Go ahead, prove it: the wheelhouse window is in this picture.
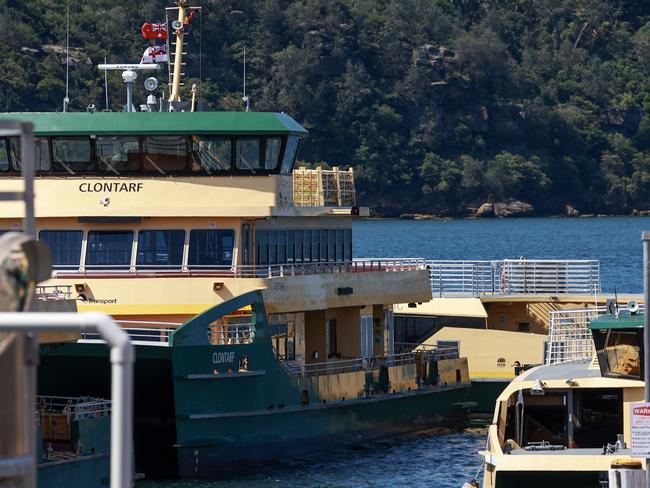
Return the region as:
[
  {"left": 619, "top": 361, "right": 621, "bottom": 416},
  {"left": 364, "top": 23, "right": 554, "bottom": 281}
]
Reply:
[
  {"left": 52, "top": 137, "right": 93, "bottom": 173},
  {"left": 265, "top": 137, "right": 282, "bottom": 170},
  {"left": 191, "top": 136, "right": 232, "bottom": 173},
  {"left": 143, "top": 136, "right": 188, "bottom": 173},
  {"left": 9, "top": 137, "right": 51, "bottom": 171},
  {"left": 592, "top": 328, "right": 642, "bottom": 379},
  {"left": 96, "top": 137, "right": 140, "bottom": 173},
  {"left": 86, "top": 231, "right": 134, "bottom": 270},
  {"left": 281, "top": 136, "right": 301, "bottom": 174},
  {"left": 255, "top": 228, "right": 352, "bottom": 265},
  {"left": 0, "top": 139, "right": 8, "bottom": 171},
  {"left": 38, "top": 230, "right": 83, "bottom": 270},
  {"left": 136, "top": 230, "right": 184, "bottom": 269},
  {"left": 236, "top": 137, "right": 261, "bottom": 171},
  {"left": 188, "top": 229, "right": 235, "bottom": 269}
]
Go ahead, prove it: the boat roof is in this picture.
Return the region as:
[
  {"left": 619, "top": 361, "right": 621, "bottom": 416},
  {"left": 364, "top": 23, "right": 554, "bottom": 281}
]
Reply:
[
  {"left": 589, "top": 311, "right": 644, "bottom": 330},
  {"left": 0, "top": 111, "right": 309, "bottom": 137},
  {"left": 523, "top": 359, "right": 599, "bottom": 381},
  {"left": 394, "top": 298, "right": 487, "bottom": 318}
]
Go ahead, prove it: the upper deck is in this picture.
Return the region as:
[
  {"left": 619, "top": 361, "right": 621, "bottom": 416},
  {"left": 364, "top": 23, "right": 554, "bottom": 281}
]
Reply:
[{"left": 0, "top": 112, "right": 363, "bottom": 218}]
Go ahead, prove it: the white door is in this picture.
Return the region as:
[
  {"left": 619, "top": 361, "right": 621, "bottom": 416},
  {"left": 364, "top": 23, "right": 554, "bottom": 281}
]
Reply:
[{"left": 360, "top": 315, "right": 373, "bottom": 359}]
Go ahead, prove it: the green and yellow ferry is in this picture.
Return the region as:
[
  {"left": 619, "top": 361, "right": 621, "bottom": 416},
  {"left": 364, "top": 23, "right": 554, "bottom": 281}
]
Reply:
[{"left": 0, "top": 110, "right": 471, "bottom": 478}]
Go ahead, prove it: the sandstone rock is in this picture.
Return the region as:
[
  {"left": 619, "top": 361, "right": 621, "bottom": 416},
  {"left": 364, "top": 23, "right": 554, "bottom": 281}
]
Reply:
[
  {"left": 565, "top": 204, "right": 580, "bottom": 217},
  {"left": 493, "top": 200, "right": 534, "bottom": 218},
  {"left": 476, "top": 203, "right": 495, "bottom": 217}
]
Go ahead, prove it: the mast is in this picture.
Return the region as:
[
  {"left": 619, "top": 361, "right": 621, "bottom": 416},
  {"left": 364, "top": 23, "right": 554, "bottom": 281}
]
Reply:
[{"left": 168, "top": 1, "right": 187, "bottom": 105}]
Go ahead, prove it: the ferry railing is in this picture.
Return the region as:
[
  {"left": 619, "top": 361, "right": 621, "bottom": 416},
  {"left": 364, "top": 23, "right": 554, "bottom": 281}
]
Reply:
[
  {"left": 207, "top": 322, "right": 254, "bottom": 345},
  {"left": 80, "top": 320, "right": 179, "bottom": 345},
  {"left": 545, "top": 304, "right": 645, "bottom": 365},
  {"left": 50, "top": 258, "right": 428, "bottom": 279},
  {"left": 36, "top": 395, "right": 111, "bottom": 421},
  {"left": 34, "top": 284, "right": 73, "bottom": 300}
]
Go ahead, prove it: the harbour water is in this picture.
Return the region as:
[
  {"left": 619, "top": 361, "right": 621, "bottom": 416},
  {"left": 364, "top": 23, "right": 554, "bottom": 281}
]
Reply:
[{"left": 139, "top": 216, "right": 650, "bottom": 487}]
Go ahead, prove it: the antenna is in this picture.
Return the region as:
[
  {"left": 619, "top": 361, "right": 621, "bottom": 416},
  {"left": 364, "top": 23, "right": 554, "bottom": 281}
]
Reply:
[
  {"left": 104, "top": 56, "right": 109, "bottom": 110},
  {"left": 63, "top": 5, "right": 70, "bottom": 112},
  {"left": 242, "top": 45, "right": 249, "bottom": 112}
]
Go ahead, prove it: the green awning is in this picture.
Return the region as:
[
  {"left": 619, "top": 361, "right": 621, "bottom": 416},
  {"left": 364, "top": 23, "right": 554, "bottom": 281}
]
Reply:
[
  {"left": 589, "top": 312, "right": 644, "bottom": 330},
  {"left": 0, "top": 111, "right": 308, "bottom": 137}
]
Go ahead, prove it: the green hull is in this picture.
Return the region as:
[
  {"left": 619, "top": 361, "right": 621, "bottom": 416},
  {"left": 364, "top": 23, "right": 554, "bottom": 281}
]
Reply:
[
  {"left": 468, "top": 379, "right": 509, "bottom": 414},
  {"left": 38, "top": 455, "right": 109, "bottom": 488}
]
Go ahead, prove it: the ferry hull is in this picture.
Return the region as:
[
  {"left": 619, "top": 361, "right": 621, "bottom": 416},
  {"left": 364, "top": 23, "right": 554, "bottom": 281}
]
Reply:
[{"left": 175, "top": 384, "right": 470, "bottom": 478}]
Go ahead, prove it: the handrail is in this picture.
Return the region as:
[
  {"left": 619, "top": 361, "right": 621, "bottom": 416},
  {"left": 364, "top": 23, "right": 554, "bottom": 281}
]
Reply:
[
  {"left": 79, "top": 321, "right": 180, "bottom": 344},
  {"left": 36, "top": 396, "right": 112, "bottom": 421}
]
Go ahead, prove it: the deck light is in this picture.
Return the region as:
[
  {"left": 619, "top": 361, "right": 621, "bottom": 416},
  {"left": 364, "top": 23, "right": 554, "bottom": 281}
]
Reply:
[
  {"left": 213, "top": 282, "right": 224, "bottom": 292},
  {"left": 74, "top": 283, "right": 86, "bottom": 293}
]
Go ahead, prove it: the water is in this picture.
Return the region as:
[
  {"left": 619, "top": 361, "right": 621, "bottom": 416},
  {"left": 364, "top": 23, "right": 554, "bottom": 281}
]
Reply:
[{"left": 142, "top": 217, "right": 650, "bottom": 487}]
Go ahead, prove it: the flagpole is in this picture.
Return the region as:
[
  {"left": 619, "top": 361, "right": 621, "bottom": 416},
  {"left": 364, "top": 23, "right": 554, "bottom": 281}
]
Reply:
[{"left": 168, "top": 1, "right": 187, "bottom": 105}]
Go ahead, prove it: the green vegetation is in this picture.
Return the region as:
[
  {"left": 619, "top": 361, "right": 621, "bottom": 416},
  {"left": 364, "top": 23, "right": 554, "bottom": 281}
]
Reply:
[{"left": 2, "top": 0, "right": 650, "bottom": 216}]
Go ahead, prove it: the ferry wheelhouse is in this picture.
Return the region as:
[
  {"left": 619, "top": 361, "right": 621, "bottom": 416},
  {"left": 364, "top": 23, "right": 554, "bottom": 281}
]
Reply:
[{"left": 0, "top": 111, "right": 471, "bottom": 477}]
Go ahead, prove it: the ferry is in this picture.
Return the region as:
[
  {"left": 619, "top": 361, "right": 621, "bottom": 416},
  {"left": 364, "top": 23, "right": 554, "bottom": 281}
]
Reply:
[
  {"left": 393, "top": 259, "right": 638, "bottom": 412},
  {"left": 0, "top": 1, "right": 471, "bottom": 478},
  {"left": 477, "top": 296, "right": 648, "bottom": 487}
]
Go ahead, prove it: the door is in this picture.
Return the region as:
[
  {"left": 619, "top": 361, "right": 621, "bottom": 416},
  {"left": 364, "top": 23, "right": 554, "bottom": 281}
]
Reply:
[{"left": 361, "top": 315, "right": 373, "bottom": 359}]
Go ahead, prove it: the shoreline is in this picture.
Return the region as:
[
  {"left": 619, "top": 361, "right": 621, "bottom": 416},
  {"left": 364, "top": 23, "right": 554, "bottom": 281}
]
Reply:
[{"left": 363, "top": 213, "right": 650, "bottom": 221}]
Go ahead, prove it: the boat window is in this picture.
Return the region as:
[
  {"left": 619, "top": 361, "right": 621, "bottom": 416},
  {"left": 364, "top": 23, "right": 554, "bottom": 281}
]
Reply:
[
  {"left": 143, "top": 136, "right": 188, "bottom": 173},
  {"left": 86, "top": 231, "right": 134, "bottom": 270},
  {"left": 287, "top": 230, "right": 295, "bottom": 263},
  {"left": 0, "top": 139, "right": 8, "bottom": 171},
  {"left": 281, "top": 136, "right": 301, "bottom": 174},
  {"left": 191, "top": 136, "right": 232, "bottom": 173},
  {"left": 52, "top": 137, "right": 93, "bottom": 173},
  {"left": 9, "top": 137, "right": 51, "bottom": 172},
  {"left": 188, "top": 229, "right": 235, "bottom": 269},
  {"left": 312, "top": 229, "right": 321, "bottom": 262},
  {"left": 303, "top": 229, "right": 312, "bottom": 262},
  {"left": 593, "top": 329, "right": 642, "bottom": 379},
  {"left": 256, "top": 230, "right": 269, "bottom": 266},
  {"left": 344, "top": 229, "right": 352, "bottom": 261},
  {"left": 269, "top": 230, "right": 278, "bottom": 265},
  {"left": 96, "top": 137, "right": 140, "bottom": 174},
  {"left": 236, "top": 137, "right": 261, "bottom": 171},
  {"left": 265, "top": 137, "right": 282, "bottom": 170},
  {"left": 38, "top": 230, "right": 83, "bottom": 270},
  {"left": 336, "top": 229, "right": 344, "bottom": 262},
  {"left": 294, "top": 229, "right": 303, "bottom": 262},
  {"left": 136, "top": 230, "right": 185, "bottom": 269}
]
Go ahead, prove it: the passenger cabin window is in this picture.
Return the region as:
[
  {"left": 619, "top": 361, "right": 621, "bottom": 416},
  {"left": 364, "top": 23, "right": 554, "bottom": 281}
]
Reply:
[
  {"left": 188, "top": 229, "right": 235, "bottom": 269},
  {"left": 86, "top": 231, "right": 134, "bottom": 270},
  {"left": 9, "top": 137, "right": 51, "bottom": 171},
  {"left": 236, "top": 137, "right": 261, "bottom": 171},
  {"left": 136, "top": 230, "right": 184, "bottom": 269},
  {"left": 281, "top": 136, "right": 301, "bottom": 174},
  {"left": 38, "top": 230, "right": 83, "bottom": 270},
  {"left": 191, "top": 136, "right": 232, "bottom": 173},
  {"left": 96, "top": 137, "right": 140, "bottom": 173},
  {"left": 52, "top": 137, "right": 93, "bottom": 173},
  {"left": 143, "top": 136, "right": 187, "bottom": 173},
  {"left": 0, "top": 139, "right": 8, "bottom": 171}
]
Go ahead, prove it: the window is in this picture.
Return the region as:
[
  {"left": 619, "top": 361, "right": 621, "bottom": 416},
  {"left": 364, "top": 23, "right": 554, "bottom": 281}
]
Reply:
[
  {"left": 256, "top": 230, "right": 269, "bottom": 266},
  {"left": 143, "top": 136, "right": 188, "bottom": 173},
  {"left": 344, "top": 229, "right": 352, "bottom": 261},
  {"left": 236, "top": 137, "right": 261, "bottom": 171},
  {"left": 52, "top": 137, "right": 93, "bottom": 173},
  {"left": 189, "top": 229, "right": 235, "bottom": 269},
  {"left": 38, "top": 230, "right": 83, "bottom": 270},
  {"left": 96, "top": 137, "right": 140, "bottom": 173},
  {"left": 281, "top": 136, "right": 301, "bottom": 174},
  {"left": 0, "top": 139, "right": 8, "bottom": 171},
  {"left": 10, "top": 137, "right": 51, "bottom": 171},
  {"left": 265, "top": 137, "right": 282, "bottom": 170},
  {"left": 269, "top": 230, "right": 278, "bottom": 265},
  {"left": 295, "top": 229, "right": 303, "bottom": 262},
  {"left": 136, "top": 230, "right": 184, "bottom": 269},
  {"left": 593, "top": 329, "right": 642, "bottom": 379},
  {"left": 86, "top": 231, "right": 134, "bottom": 270},
  {"left": 287, "top": 229, "right": 295, "bottom": 263},
  {"left": 191, "top": 136, "right": 232, "bottom": 173},
  {"left": 327, "top": 318, "right": 338, "bottom": 358}
]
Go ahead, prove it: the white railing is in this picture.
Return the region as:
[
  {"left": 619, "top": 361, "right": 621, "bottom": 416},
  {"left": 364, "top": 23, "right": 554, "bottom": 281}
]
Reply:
[
  {"left": 208, "top": 322, "right": 254, "bottom": 345},
  {"left": 34, "top": 285, "right": 73, "bottom": 300},
  {"left": 424, "top": 259, "right": 600, "bottom": 297},
  {"left": 293, "top": 166, "right": 356, "bottom": 207},
  {"left": 545, "top": 304, "right": 645, "bottom": 365},
  {"left": 36, "top": 395, "right": 111, "bottom": 421},
  {"left": 80, "top": 321, "right": 179, "bottom": 344},
  {"left": 51, "top": 258, "right": 427, "bottom": 279}
]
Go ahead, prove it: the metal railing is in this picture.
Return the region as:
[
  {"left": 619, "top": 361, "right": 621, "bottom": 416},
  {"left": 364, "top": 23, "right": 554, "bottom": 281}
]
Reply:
[
  {"left": 50, "top": 258, "right": 427, "bottom": 279},
  {"left": 293, "top": 166, "right": 356, "bottom": 207},
  {"left": 80, "top": 321, "right": 179, "bottom": 345},
  {"left": 279, "top": 344, "right": 460, "bottom": 377},
  {"left": 207, "top": 322, "right": 254, "bottom": 345},
  {"left": 545, "top": 304, "right": 645, "bottom": 365},
  {"left": 34, "top": 285, "right": 73, "bottom": 300},
  {"left": 424, "top": 259, "right": 600, "bottom": 297},
  {"left": 36, "top": 395, "right": 111, "bottom": 421}
]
